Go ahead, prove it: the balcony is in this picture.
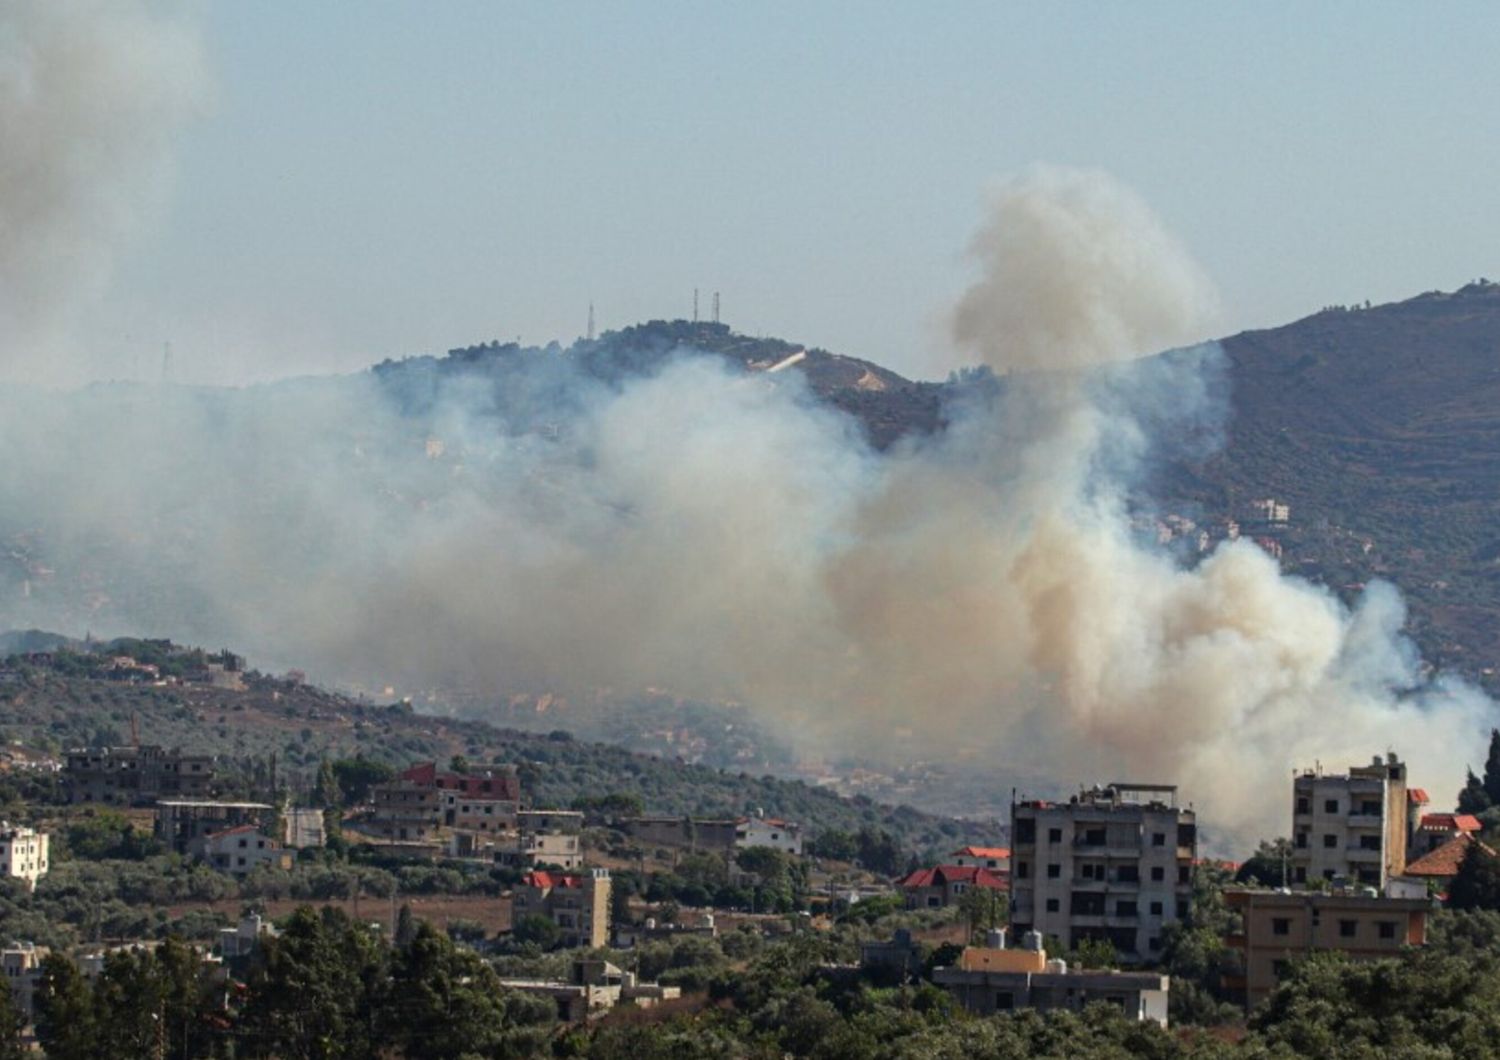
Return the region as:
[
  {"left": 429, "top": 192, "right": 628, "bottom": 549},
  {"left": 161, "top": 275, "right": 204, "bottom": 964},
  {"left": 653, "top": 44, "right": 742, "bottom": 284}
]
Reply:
[{"left": 1345, "top": 846, "right": 1382, "bottom": 862}]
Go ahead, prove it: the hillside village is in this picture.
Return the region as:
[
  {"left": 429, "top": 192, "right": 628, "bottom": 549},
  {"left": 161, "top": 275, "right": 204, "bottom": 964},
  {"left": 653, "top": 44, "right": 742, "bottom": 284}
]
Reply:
[{"left": 0, "top": 641, "right": 1496, "bottom": 1055}]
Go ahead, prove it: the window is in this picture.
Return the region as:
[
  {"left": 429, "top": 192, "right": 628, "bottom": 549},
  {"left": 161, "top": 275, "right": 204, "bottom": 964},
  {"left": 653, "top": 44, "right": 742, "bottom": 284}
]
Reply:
[
  {"left": 1152, "top": 832, "right": 1166, "bottom": 847},
  {"left": 1150, "top": 901, "right": 1163, "bottom": 915},
  {"left": 1016, "top": 861, "right": 1030, "bottom": 880},
  {"left": 1295, "top": 832, "right": 1308, "bottom": 849},
  {"left": 1084, "top": 828, "right": 1106, "bottom": 846},
  {"left": 1359, "top": 835, "right": 1381, "bottom": 851},
  {"left": 1151, "top": 866, "right": 1165, "bottom": 882},
  {"left": 1116, "top": 900, "right": 1137, "bottom": 917},
  {"left": 1377, "top": 921, "right": 1397, "bottom": 940},
  {"left": 1015, "top": 819, "right": 1036, "bottom": 844},
  {"left": 1048, "top": 827, "right": 1063, "bottom": 843},
  {"left": 1047, "top": 863, "right": 1061, "bottom": 879},
  {"left": 1177, "top": 866, "right": 1189, "bottom": 884},
  {"left": 927, "top": 896, "right": 940, "bottom": 908},
  {"left": 1046, "top": 898, "right": 1060, "bottom": 913},
  {"left": 1323, "top": 834, "right": 1338, "bottom": 848},
  {"left": 995, "top": 992, "right": 1014, "bottom": 1010},
  {"left": 1272, "top": 960, "right": 1290, "bottom": 979},
  {"left": 1116, "top": 865, "right": 1139, "bottom": 883},
  {"left": 1149, "top": 936, "right": 1161, "bottom": 951},
  {"left": 1339, "top": 920, "right": 1357, "bottom": 938},
  {"left": 1359, "top": 800, "right": 1381, "bottom": 816},
  {"left": 1272, "top": 918, "right": 1291, "bottom": 936},
  {"left": 1325, "top": 799, "right": 1339, "bottom": 814},
  {"left": 1293, "top": 867, "right": 1307, "bottom": 884}
]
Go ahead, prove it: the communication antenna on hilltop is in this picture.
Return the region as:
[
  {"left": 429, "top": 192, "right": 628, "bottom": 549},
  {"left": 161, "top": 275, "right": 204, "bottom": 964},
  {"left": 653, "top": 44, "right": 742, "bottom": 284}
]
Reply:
[
  {"left": 693, "top": 288, "right": 699, "bottom": 323},
  {"left": 161, "top": 341, "right": 173, "bottom": 382},
  {"left": 713, "top": 291, "right": 720, "bottom": 324},
  {"left": 587, "top": 302, "right": 595, "bottom": 342}
]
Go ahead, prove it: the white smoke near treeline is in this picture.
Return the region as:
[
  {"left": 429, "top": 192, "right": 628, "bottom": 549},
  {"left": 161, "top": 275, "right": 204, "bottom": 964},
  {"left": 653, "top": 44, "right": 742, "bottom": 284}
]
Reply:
[
  {"left": 0, "top": 14, "right": 1487, "bottom": 847},
  {"left": 0, "top": 0, "right": 205, "bottom": 370}
]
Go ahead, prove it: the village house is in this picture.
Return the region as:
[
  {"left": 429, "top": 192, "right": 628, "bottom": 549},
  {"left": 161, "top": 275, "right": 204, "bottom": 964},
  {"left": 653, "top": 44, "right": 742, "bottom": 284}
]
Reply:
[
  {"left": 401, "top": 761, "right": 522, "bottom": 802},
  {"left": 1402, "top": 831, "right": 1493, "bottom": 894},
  {"left": 64, "top": 744, "right": 214, "bottom": 805},
  {"left": 735, "top": 814, "right": 803, "bottom": 855},
  {"left": 897, "top": 864, "right": 1008, "bottom": 910},
  {"left": 931, "top": 929, "right": 1170, "bottom": 1025},
  {"left": 511, "top": 869, "right": 612, "bottom": 949},
  {"left": 497, "top": 958, "right": 680, "bottom": 1023},
  {"left": 219, "top": 913, "right": 279, "bottom": 962},
  {"left": 189, "top": 824, "right": 293, "bottom": 876},
  {"left": 496, "top": 831, "right": 583, "bottom": 870},
  {"left": 949, "top": 846, "right": 1011, "bottom": 872},
  {"left": 1221, "top": 886, "right": 1432, "bottom": 1009},
  {"left": 0, "top": 823, "right": 49, "bottom": 891},
  {"left": 1410, "top": 811, "right": 1482, "bottom": 857},
  {"left": 155, "top": 800, "right": 274, "bottom": 855},
  {"left": 1009, "top": 783, "right": 1196, "bottom": 964},
  {"left": 1, "top": 942, "right": 47, "bottom": 1021}
]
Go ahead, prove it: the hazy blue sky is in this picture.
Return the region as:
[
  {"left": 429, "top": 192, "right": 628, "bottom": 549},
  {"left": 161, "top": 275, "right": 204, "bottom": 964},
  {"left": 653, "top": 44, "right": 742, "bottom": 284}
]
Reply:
[{"left": 88, "top": 2, "right": 1500, "bottom": 383}]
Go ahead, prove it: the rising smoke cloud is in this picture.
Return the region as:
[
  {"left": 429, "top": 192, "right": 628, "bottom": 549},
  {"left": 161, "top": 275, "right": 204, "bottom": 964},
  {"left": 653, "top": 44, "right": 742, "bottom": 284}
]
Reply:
[
  {"left": 0, "top": 0, "right": 205, "bottom": 369},
  {"left": 0, "top": 104, "right": 1486, "bottom": 844}
]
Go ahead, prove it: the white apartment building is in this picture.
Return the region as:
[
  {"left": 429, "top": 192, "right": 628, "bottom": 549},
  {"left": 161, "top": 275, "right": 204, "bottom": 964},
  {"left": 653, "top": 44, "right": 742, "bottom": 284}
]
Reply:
[
  {"left": 1009, "top": 784, "right": 1196, "bottom": 964},
  {"left": 1290, "top": 754, "right": 1409, "bottom": 888},
  {"left": 735, "top": 815, "right": 803, "bottom": 855},
  {"left": 0, "top": 824, "right": 49, "bottom": 891}
]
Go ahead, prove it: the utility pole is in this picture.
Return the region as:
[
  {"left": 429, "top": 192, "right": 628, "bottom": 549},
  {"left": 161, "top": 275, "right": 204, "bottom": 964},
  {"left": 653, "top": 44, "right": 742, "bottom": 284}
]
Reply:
[
  {"left": 713, "top": 291, "right": 720, "bottom": 324},
  {"left": 587, "top": 302, "right": 595, "bottom": 342},
  {"left": 693, "top": 288, "right": 699, "bottom": 323}
]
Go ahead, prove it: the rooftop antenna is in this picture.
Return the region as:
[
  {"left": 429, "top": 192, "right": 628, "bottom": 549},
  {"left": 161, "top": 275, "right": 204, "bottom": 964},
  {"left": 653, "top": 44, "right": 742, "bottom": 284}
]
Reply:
[
  {"left": 587, "top": 302, "right": 595, "bottom": 342},
  {"left": 713, "top": 291, "right": 720, "bottom": 324},
  {"left": 693, "top": 288, "right": 699, "bottom": 324}
]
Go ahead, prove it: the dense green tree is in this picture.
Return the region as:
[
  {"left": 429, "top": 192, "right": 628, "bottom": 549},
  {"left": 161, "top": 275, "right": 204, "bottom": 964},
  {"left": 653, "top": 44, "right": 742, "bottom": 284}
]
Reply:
[
  {"left": 33, "top": 952, "right": 96, "bottom": 1060},
  {"left": 394, "top": 902, "right": 417, "bottom": 949},
  {"left": 1484, "top": 728, "right": 1500, "bottom": 807},
  {"left": 382, "top": 923, "right": 515, "bottom": 1059},
  {"left": 1461, "top": 767, "right": 1495, "bottom": 813},
  {"left": 511, "top": 913, "right": 562, "bottom": 950},
  {"left": 0, "top": 971, "right": 27, "bottom": 1060},
  {"left": 1235, "top": 838, "right": 1293, "bottom": 887},
  {"left": 240, "top": 906, "right": 387, "bottom": 1059},
  {"left": 313, "top": 758, "right": 339, "bottom": 808},
  {"left": 1449, "top": 841, "right": 1500, "bottom": 911}
]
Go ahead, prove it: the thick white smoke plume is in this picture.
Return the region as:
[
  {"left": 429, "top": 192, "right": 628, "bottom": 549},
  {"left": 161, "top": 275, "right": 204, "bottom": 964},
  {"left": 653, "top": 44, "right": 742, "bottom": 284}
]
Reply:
[
  {"left": 0, "top": 0, "right": 204, "bottom": 367},
  {"left": 0, "top": 159, "right": 1487, "bottom": 845}
]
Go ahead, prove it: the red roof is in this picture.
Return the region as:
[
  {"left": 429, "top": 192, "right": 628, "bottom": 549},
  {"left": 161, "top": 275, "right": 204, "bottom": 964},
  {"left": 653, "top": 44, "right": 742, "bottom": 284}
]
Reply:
[
  {"left": 522, "top": 871, "right": 583, "bottom": 889},
  {"left": 951, "top": 846, "right": 1010, "bottom": 859},
  {"left": 1408, "top": 788, "right": 1431, "bottom": 805},
  {"left": 1404, "top": 833, "right": 1494, "bottom": 878},
  {"left": 898, "top": 864, "right": 1008, "bottom": 890},
  {"left": 1419, "top": 813, "right": 1482, "bottom": 834}
]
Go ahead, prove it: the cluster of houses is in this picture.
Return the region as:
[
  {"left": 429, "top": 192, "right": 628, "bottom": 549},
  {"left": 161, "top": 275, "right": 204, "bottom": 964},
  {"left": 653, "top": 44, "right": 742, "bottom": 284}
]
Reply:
[
  {"left": 883, "top": 752, "right": 1467, "bottom": 1025},
  {"left": 9, "top": 735, "right": 1484, "bottom": 1032}
]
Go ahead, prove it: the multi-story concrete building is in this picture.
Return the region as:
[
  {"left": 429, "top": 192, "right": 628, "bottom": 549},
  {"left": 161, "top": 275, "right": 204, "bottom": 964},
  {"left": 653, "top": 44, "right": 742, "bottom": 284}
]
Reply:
[
  {"left": 0, "top": 824, "right": 49, "bottom": 891},
  {"left": 64, "top": 745, "right": 214, "bottom": 805},
  {"left": 1290, "top": 754, "right": 1409, "bottom": 888},
  {"left": 931, "top": 931, "right": 1170, "bottom": 1025},
  {"left": 1222, "top": 887, "right": 1431, "bottom": 1009},
  {"left": 369, "top": 781, "right": 442, "bottom": 842},
  {"left": 188, "top": 825, "right": 293, "bottom": 876},
  {"left": 496, "top": 830, "right": 583, "bottom": 870},
  {"left": 621, "top": 815, "right": 738, "bottom": 852},
  {"left": 442, "top": 793, "right": 519, "bottom": 833},
  {"left": 1, "top": 942, "right": 48, "bottom": 1020},
  {"left": 1009, "top": 783, "right": 1196, "bottom": 964},
  {"left": 400, "top": 761, "right": 521, "bottom": 802},
  {"left": 155, "top": 801, "right": 274, "bottom": 855},
  {"left": 512, "top": 869, "right": 611, "bottom": 949}
]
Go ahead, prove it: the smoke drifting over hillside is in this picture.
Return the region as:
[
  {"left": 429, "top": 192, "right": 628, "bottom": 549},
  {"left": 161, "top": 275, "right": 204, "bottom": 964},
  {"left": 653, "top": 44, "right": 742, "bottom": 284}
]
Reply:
[
  {"left": 0, "top": 1, "right": 204, "bottom": 368},
  {"left": 0, "top": 162, "right": 1487, "bottom": 841}
]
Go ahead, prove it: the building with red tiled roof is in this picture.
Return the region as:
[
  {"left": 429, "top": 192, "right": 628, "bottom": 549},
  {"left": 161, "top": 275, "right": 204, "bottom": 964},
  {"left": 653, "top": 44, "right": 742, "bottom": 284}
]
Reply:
[
  {"left": 898, "top": 864, "right": 1008, "bottom": 910},
  {"left": 188, "top": 825, "right": 291, "bottom": 877},
  {"left": 1404, "top": 832, "right": 1494, "bottom": 884},
  {"left": 512, "top": 868, "right": 611, "bottom": 948},
  {"left": 1411, "top": 813, "right": 1484, "bottom": 858},
  {"left": 949, "top": 846, "right": 1011, "bottom": 871}
]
